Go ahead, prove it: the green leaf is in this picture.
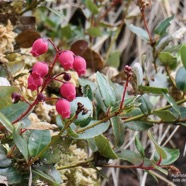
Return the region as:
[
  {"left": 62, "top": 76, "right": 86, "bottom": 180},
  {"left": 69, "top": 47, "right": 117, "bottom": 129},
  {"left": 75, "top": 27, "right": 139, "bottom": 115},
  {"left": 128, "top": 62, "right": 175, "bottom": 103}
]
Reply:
[
  {"left": 154, "top": 15, "right": 174, "bottom": 36},
  {"left": 96, "top": 72, "right": 116, "bottom": 107},
  {"left": 126, "top": 23, "right": 149, "bottom": 41},
  {"left": 0, "top": 102, "right": 29, "bottom": 122},
  {"left": 125, "top": 120, "right": 153, "bottom": 131},
  {"left": 138, "top": 95, "right": 153, "bottom": 115},
  {"left": 13, "top": 126, "right": 29, "bottom": 161},
  {"left": 139, "top": 85, "right": 168, "bottom": 94},
  {"left": 181, "top": 44, "right": 186, "bottom": 69},
  {"left": 148, "top": 131, "right": 167, "bottom": 159},
  {"left": 111, "top": 116, "right": 124, "bottom": 147},
  {"left": 28, "top": 130, "right": 51, "bottom": 157},
  {"left": 153, "top": 110, "right": 177, "bottom": 122},
  {"left": 95, "top": 135, "right": 118, "bottom": 159},
  {"left": 33, "top": 165, "right": 62, "bottom": 186},
  {"left": 82, "top": 84, "right": 94, "bottom": 101},
  {"left": 158, "top": 52, "right": 177, "bottom": 69},
  {"left": 0, "top": 111, "right": 14, "bottom": 133},
  {"left": 117, "top": 150, "right": 153, "bottom": 166},
  {"left": 7, "top": 60, "right": 25, "bottom": 75},
  {"left": 154, "top": 147, "right": 180, "bottom": 165},
  {"left": 85, "top": 0, "right": 99, "bottom": 14},
  {"left": 87, "top": 27, "right": 102, "bottom": 37},
  {"left": 76, "top": 120, "right": 110, "bottom": 139},
  {"left": 0, "top": 167, "right": 22, "bottom": 185},
  {"left": 107, "top": 51, "right": 120, "bottom": 68},
  {"left": 135, "top": 135, "right": 145, "bottom": 157},
  {"left": 0, "top": 86, "right": 20, "bottom": 109},
  {"left": 162, "top": 90, "right": 180, "bottom": 115},
  {"left": 70, "top": 97, "right": 93, "bottom": 124},
  {"left": 0, "top": 144, "right": 12, "bottom": 168},
  {"left": 175, "top": 66, "right": 186, "bottom": 92}
]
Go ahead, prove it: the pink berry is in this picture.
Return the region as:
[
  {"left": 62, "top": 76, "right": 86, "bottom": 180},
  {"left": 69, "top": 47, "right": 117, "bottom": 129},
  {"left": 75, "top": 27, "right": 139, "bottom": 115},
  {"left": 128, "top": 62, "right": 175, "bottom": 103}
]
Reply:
[
  {"left": 30, "top": 38, "right": 48, "bottom": 57},
  {"left": 73, "top": 56, "right": 86, "bottom": 76},
  {"left": 32, "top": 62, "right": 49, "bottom": 78},
  {"left": 56, "top": 99, "right": 71, "bottom": 118},
  {"left": 27, "top": 74, "right": 43, "bottom": 91},
  {"left": 60, "top": 82, "right": 76, "bottom": 102},
  {"left": 58, "top": 50, "right": 74, "bottom": 70}
]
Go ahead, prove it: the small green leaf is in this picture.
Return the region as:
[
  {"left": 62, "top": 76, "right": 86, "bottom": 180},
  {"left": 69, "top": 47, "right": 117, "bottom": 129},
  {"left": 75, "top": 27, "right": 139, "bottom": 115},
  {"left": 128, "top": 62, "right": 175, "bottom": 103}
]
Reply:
[
  {"left": 96, "top": 72, "right": 116, "bottom": 107},
  {"left": 139, "top": 85, "right": 168, "bottom": 94},
  {"left": 28, "top": 130, "right": 51, "bottom": 157},
  {"left": 0, "top": 111, "right": 14, "bottom": 133},
  {"left": 107, "top": 51, "right": 121, "bottom": 68},
  {"left": 95, "top": 135, "right": 118, "bottom": 159},
  {"left": 117, "top": 150, "right": 153, "bottom": 166},
  {"left": 0, "top": 102, "right": 29, "bottom": 122},
  {"left": 85, "top": 0, "right": 99, "bottom": 14},
  {"left": 181, "top": 44, "right": 186, "bottom": 69},
  {"left": 153, "top": 110, "right": 177, "bottom": 122},
  {"left": 0, "top": 144, "right": 12, "bottom": 168},
  {"left": 138, "top": 95, "right": 153, "bottom": 115},
  {"left": 13, "top": 126, "right": 29, "bottom": 161},
  {"left": 158, "top": 52, "right": 177, "bottom": 69},
  {"left": 135, "top": 135, "right": 145, "bottom": 157},
  {"left": 76, "top": 120, "right": 109, "bottom": 139},
  {"left": 125, "top": 120, "right": 153, "bottom": 131},
  {"left": 154, "top": 147, "right": 180, "bottom": 165},
  {"left": 162, "top": 90, "right": 180, "bottom": 115},
  {"left": 154, "top": 15, "right": 174, "bottom": 36},
  {"left": 126, "top": 23, "right": 149, "bottom": 41},
  {"left": 111, "top": 116, "right": 124, "bottom": 147},
  {"left": 87, "top": 27, "right": 102, "bottom": 37},
  {"left": 83, "top": 85, "right": 93, "bottom": 101},
  {"left": 175, "top": 66, "right": 186, "bottom": 92},
  {"left": 148, "top": 131, "right": 167, "bottom": 159}
]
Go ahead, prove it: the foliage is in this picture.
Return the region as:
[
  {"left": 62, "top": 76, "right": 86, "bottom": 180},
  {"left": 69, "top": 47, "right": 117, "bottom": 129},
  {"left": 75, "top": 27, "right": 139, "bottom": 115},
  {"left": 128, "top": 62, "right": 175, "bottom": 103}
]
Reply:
[{"left": 0, "top": 0, "right": 185, "bottom": 185}]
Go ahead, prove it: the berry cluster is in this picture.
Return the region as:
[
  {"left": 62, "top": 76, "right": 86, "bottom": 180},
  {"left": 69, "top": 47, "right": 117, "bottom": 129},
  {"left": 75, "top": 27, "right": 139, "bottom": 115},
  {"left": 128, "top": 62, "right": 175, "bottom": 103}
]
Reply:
[{"left": 28, "top": 38, "right": 87, "bottom": 118}]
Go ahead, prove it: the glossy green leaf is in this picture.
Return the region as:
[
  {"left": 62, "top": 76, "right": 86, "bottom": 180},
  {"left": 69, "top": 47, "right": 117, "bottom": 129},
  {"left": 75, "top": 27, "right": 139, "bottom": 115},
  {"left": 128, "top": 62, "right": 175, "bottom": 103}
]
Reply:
[
  {"left": 70, "top": 97, "right": 93, "bottom": 124},
  {"left": 0, "top": 86, "right": 19, "bottom": 109},
  {"left": 76, "top": 120, "right": 109, "bottom": 139},
  {"left": 33, "top": 165, "right": 62, "bottom": 186},
  {"left": 0, "top": 111, "right": 14, "bottom": 133},
  {"left": 117, "top": 150, "right": 153, "bottom": 166},
  {"left": 126, "top": 23, "right": 149, "bottom": 41},
  {"left": 170, "top": 107, "right": 186, "bottom": 126},
  {"left": 148, "top": 131, "right": 167, "bottom": 159},
  {"left": 0, "top": 167, "right": 22, "bottom": 185},
  {"left": 139, "top": 85, "right": 168, "bottom": 94},
  {"left": 181, "top": 44, "right": 186, "bottom": 69},
  {"left": 28, "top": 130, "right": 51, "bottom": 157},
  {"left": 87, "top": 27, "right": 102, "bottom": 37},
  {"left": 154, "top": 147, "right": 180, "bottom": 165},
  {"left": 153, "top": 110, "right": 177, "bottom": 122},
  {"left": 135, "top": 135, "right": 145, "bottom": 157},
  {"left": 125, "top": 120, "right": 153, "bottom": 131},
  {"left": 107, "top": 51, "right": 120, "bottom": 68},
  {"left": 175, "top": 66, "right": 186, "bottom": 92},
  {"left": 138, "top": 95, "right": 153, "bottom": 115},
  {"left": 0, "top": 144, "right": 12, "bottom": 168},
  {"left": 111, "top": 116, "right": 124, "bottom": 147},
  {"left": 95, "top": 135, "right": 118, "bottom": 159},
  {"left": 83, "top": 84, "right": 93, "bottom": 101},
  {"left": 0, "top": 102, "right": 29, "bottom": 122},
  {"left": 85, "top": 0, "right": 99, "bottom": 14},
  {"left": 162, "top": 90, "right": 180, "bottom": 115},
  {"left": 96, "top": 72, "right": 116, "bottom": 107},
  {"left": 13, "top": 127, "right": 29, "bottom": 161},
  {"left": 158, "top": 52, "right": 177, "bottom": 69},
  {"left": 154, "top": 15, "right": 174, "bottom": 36}
]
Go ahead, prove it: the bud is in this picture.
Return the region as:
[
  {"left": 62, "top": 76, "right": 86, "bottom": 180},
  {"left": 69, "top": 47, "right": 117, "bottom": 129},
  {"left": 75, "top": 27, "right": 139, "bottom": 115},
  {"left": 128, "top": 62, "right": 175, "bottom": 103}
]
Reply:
[
  {"left": 73, "top": 56, "right": 86, "bottom": 76},
  {"left": 37, "top": 93, "right": 46, "bottom": 102},
  {"left": 11, "top": 92, "right": 21, "bottom": 103},
  {"left": 58, "top": 50, "right": 74, "bottom": 70},
  {"left": 32, "top": 62, "right": 49, "bottom": 78},
  {"left": 28, "top": 74, "right": 43, "bottom": 91},
  {"left": 30, "top": 38, "right": 48, "bottom": 57},
  {"left": 60, "top": 82, "right": 76, "bottom": 102},
  {"left": 63, "top": 72, "right": 71, "bottom": 81},
  {"left": 56, "top": 99, "right": 71, "bottom": 118}
]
